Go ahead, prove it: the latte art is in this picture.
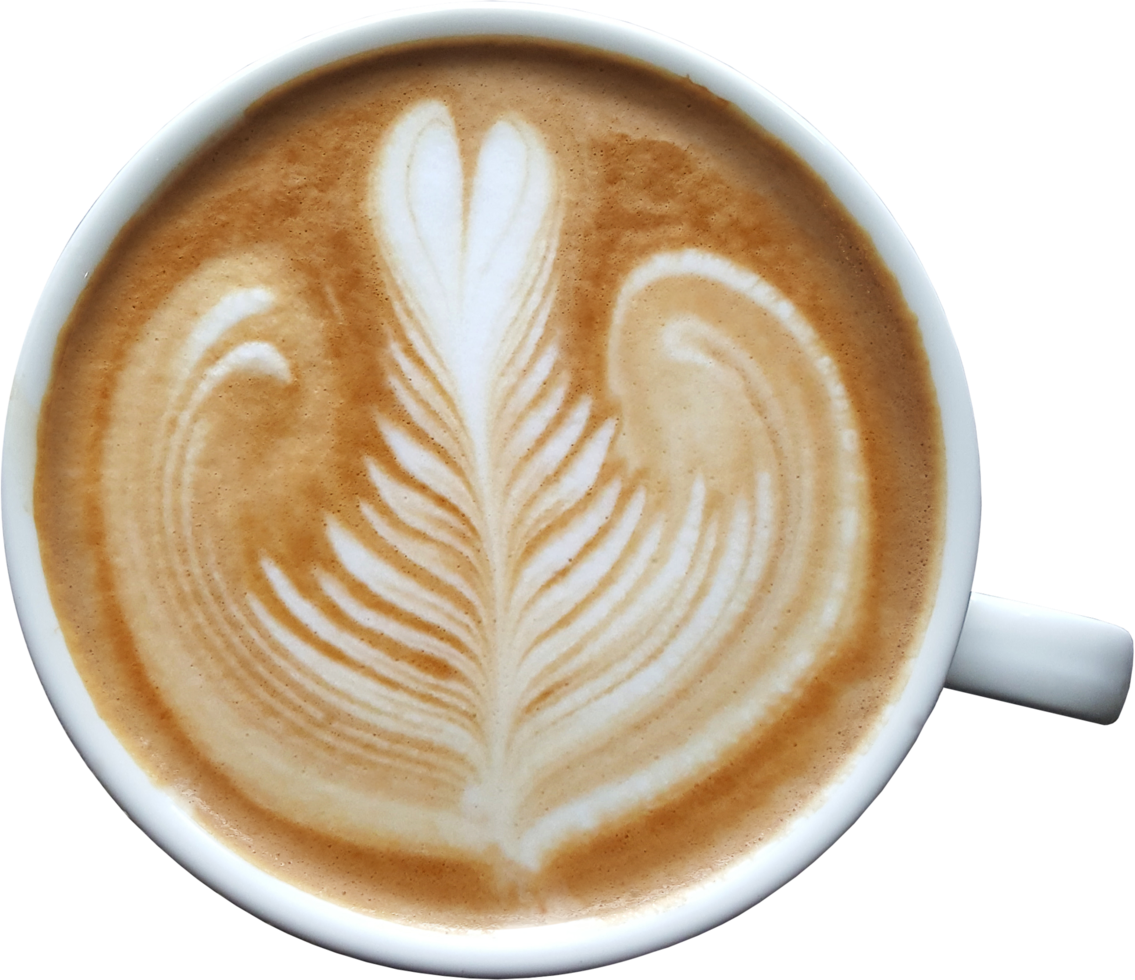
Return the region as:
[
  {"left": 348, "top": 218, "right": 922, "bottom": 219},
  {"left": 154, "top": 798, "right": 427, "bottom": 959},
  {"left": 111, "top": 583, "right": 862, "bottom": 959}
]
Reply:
[
  {"left": 36, "top": 41, "right": 942, "bottom": 925},
  {"left": 100, "top": 99, "right": 866, "bottom": 868}
]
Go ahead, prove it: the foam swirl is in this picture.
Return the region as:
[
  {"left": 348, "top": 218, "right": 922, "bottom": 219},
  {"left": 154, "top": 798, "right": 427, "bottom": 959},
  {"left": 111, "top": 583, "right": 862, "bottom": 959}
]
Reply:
[{"left": 99, "top": 100, "right": 868, "bottom": 869}]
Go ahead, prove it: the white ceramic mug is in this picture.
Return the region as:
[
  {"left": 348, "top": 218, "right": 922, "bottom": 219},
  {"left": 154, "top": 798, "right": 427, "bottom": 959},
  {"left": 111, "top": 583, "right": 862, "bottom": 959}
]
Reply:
[{"left": 6, "top": 5, "right": 1125, "bottom": 972}]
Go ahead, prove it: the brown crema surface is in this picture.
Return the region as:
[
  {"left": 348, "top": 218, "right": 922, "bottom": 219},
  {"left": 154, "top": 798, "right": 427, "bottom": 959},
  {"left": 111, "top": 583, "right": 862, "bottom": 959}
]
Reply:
[{"left": 36, "top": 40, "right": 944, "bottom": 928}]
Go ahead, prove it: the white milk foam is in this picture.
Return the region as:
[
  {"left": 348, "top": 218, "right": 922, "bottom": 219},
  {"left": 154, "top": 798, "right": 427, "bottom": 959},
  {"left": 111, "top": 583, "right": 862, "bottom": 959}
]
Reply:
[{"left": 100, "top": 101, "right": 868, "bottom": 870}]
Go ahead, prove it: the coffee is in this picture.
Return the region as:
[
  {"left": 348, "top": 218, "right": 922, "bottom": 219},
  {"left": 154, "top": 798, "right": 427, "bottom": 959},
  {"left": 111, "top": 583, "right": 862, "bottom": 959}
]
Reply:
[{"left": 35, "top": 39, "right": 943, "bottom": 928}]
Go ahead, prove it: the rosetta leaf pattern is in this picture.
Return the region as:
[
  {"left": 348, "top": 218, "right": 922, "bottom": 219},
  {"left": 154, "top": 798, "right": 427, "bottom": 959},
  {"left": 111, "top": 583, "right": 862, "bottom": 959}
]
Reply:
[{"left": 100, "top": 99, "right": 867, "bottom": 870}]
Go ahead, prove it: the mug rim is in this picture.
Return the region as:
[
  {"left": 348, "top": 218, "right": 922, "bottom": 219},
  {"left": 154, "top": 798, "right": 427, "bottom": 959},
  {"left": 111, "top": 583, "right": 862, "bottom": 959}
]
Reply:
[{"left": 1, "top": 3, "right": 981, "bottom": 975}]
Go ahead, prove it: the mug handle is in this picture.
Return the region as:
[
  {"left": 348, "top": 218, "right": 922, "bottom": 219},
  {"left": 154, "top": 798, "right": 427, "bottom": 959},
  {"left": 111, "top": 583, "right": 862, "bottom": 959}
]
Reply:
[{"left": 945, "top": 593, "right": 1133, "bottom": 724}]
